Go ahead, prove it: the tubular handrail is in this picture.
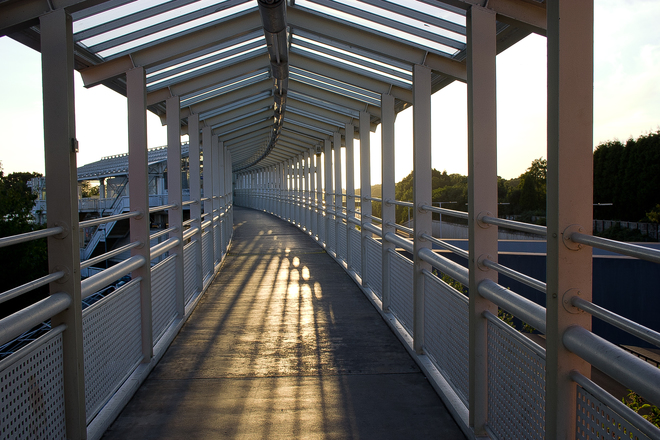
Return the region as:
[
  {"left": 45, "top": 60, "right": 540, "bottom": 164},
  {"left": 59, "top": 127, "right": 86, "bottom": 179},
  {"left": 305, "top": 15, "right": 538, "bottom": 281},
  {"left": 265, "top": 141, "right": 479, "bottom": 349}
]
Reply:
[
  {"left": 386, "top": 199, "right": 413, "bottom": 208},
  {"left": 150, "top": 237, "right": 180, "bottom": 259},
  {"left": 571, "top": 296, "right": 660, "bottom": 348},
  {"left": 569, "top": 232, "right": 660, "bottom": 264},
  {"left": 347, "top": 216, "right": 361, "bottom": 227},
  {"left": 384, "top": 231, "right": 413, "bottom": 253},
  {"left": 183, "top": 227, "right": 199, "bottom": 241},
  {"left": 81, "top": 256, "right": 146, "bottom": 299},
  {"left": 421, "top": 233, "right": 469, "bottom": 260},
  {"left": 570, "top": 371, "right": 660, "bottom": 440},
  {"left": 479, "top": 215, "right": 547, "bottom": 236},
  {"left": 200, "top": 197, "right": 211, "bottom": 202},
  {"left": 481, "top": 258, "right": 547, "bottom": 293},
  {"left": 182, "top": 200, "right": 197, "bottom": 206},
  {"left": 81, "top": 241, "right": 142, "bottom": 269},
  {"left": 201, "top": 220, "right": 212, "bottom": 230},
  {"left": 0, "top": 271, "right": 64, "bottom": 305},
  {"left": 564, "top": 325, "right": 660, "bottom": 408},
  {"left": 0, "top": 294, "right": 70, "bottom": 347},
  {"left": 150, "top": 227, "right": 178, "bottom": 241},
  {"left": 363, "top": 214, "right": 382, "bottom": 224},
  {"left": 363, "top": 222, "right": 382, "bottom": 238},
  {"left": 418, "top": 247, "right": 469, "bottom": 286},
  {"left": 0, "top": 226, "right": 64, "bottom": 249},
  {"left": 149, "top": 203, "right": 177, "bottom": 214},
  {"left": 182, "top": 218, "right": 195, "bottom": 227},
  {"left": 80, "top": 210, "right": 141, "bottom": 228},
  {"left": 363, "top": 196, "right": 382, "bottom": 202},
  {"left": 420, "top": 204, "right": 469, "bottom": 220},
  {"left": 478, "top": 278, "right": 546, "bottom": 333},
  {"left": 387, "top": 222, "right": 413, "bottom": 235}
]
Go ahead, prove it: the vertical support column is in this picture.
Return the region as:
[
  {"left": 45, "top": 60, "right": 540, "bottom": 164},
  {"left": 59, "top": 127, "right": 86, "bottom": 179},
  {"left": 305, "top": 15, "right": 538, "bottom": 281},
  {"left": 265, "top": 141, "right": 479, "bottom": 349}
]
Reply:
[
  {"left": 127, "top": 66, "right": 153, "bottom": 361},
  {"left": 188, "top": 114, "right": 203, "bottom": 294},
  {"left": 360, "top": 113, "right": 372, "bottom": 292},
  {"left": 316, "top": 148, "right": 323, "bottom": 242},
  {"left": 166, "top": 96, "right": 185, "bottom": 318},
  {"left": 304, "top": 150, "right": 311, "bottom": 232},
  {"left": 40, "top": 10, "right": 85, "bottom": 438},
  {"left": 546, "top": 1, "right": 594, "bottom": 438},
  {"left": 295, "top": 156, "right": 301, "bottom": 225},
  {"left": 334, "top": 131, "right": 343, "bottom": 257},
  {"left": 324, "top": 138, "right": 333, "bottom": 250},
  {"left": 466, "top": 6, "right": 498, "bottom": 434},
  {"left": 309, "top": 148, "right": 317, "bottom": 236},
  {"left": 202, "top": 127, "right": 214, "bottom": 275},
  {"left": 345, "top": 124, "right": 355, "bottom": 270},
  {"left": 412, "top": 65, "right": 431, "bottom": 354},
  {"left": 214, "top": 139, "right": 224, "bottom": 264},
  {"left": 381, "top": 94, "right": 396, "bottom": 310},
  {"left": 286, "top": 160, "right": 292, "bottom": 221}
]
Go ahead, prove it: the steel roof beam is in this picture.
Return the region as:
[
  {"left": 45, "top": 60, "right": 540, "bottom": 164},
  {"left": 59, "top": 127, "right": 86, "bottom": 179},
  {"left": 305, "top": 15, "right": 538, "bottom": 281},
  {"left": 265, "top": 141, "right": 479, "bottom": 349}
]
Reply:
[
  {"left": 0, "top": 0, "right": 111, "bottom": 35},
  {"left": 288, "top": 82, "right": 381, "bottom": 118}
]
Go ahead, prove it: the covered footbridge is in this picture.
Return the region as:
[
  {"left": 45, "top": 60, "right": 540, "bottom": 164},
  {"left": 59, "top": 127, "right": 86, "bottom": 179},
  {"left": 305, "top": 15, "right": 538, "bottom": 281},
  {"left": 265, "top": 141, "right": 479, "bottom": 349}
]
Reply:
[{"left": 1, "top": 1, "right": 660, "bottom": 439}]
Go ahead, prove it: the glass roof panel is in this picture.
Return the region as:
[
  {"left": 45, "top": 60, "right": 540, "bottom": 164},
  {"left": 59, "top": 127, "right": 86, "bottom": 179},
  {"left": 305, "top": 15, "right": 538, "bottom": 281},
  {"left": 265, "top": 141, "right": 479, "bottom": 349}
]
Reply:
[
  {"left": 180, "top": 70, "right": 271, "bottom": 107},
  {"left": 73, "top": 0, "right": 172, "bottom": 33}
]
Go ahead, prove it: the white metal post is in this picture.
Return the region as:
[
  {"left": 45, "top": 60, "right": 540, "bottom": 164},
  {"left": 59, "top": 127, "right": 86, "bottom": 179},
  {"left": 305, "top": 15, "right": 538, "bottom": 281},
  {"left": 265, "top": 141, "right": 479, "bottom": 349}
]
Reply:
[
  {"left": 309, "top": 148, "right": 317, "bottom": 237},
  {"left": 412, "top": 65, "right": 432, "bottom": 354},
  {"left": 345, "top": 124, "right": 355, "bottom": 271},
  {"left": 334, "top": 131, "right": 343, "bottom": 258},
  {"left": 324, "top": 139, "right": 333, "bottom": 250},
  {"left": 40, "top": 9, "right": 86, "bottom": 438},
  {"left": 466, "top": 6, "right": 498, "bottom": 434},
  {"left": 166, "top": 96, "right": 185, "bottom": 318},
  {"left": 304, "top": 150, "right": 311, "bottom": 232},
  {"left": 188, "top": 114, "right": 203, "bottom": 294},
  {"left": 546, "top": 1, "right": 594, "bottom": 437},
  {"left": 380, "top": 94, "right": 396, "bottom": 310},
  {"left": 359, "top": 112, "right": 372, "bottom": 281},
  {"left": 213, "top": 137, "right": 222, "bottom": 265},
  {"left": 316, "top": 148, "right": 323, "bottom": 242},
  {"left": 202, "top": 127, "right": 214, "bottom": 273},
  {"left": 127, "top": 66, "right": 153, "bottom": 362}
]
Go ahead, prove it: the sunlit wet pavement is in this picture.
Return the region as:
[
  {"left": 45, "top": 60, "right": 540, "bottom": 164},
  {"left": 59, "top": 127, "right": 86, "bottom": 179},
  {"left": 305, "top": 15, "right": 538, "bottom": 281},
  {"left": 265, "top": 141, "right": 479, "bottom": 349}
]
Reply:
[{"left": 102, "top": 207, "right": 465, "bottom": 439}]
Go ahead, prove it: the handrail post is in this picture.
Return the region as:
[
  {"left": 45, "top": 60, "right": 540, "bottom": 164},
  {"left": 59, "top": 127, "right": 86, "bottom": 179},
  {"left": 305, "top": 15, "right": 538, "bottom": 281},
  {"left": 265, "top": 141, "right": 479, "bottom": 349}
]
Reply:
[
  {"left": 189, "top": 114, "right": 203, "bottom": 295},
  {"left": 40, "top": 9, "right": 86, "bottom": 438},
  {"left": 466, "top": 6, "right": 498, "bottom": 434},
  {"left": 324, "top": 139, "right": 333, "bottom": 249},
  {"left": 217, "top": 140, "right": 225, "bottom": 260},
  {"left": 546, "top": 0, "right": 594, "bottom": 438},
  {"left": 203, "top": 126, "right": 215, "bottom": 275},
  {"left": 304, "top": 149, "right": 311, "bottom": 232},
  {"left": 412, "top": 66, "right": 431, "bottom": 354},
  {"left": 380, "top": 95, "right": 395, "bottom": 310},
  {"left": 334, "top": 131, "right": 343, "bottom": 258},
  {"left": 359, "top": 111, "right": 372, "bottom": 282},
  {"left": 309, "top": 148, "right": 317, "bottom": 237},
  {"left": 166, "top": 95, "right": 185, "bottom": 318},
  {"left": 345, "top": 124, "right": 355, "bottom": 271}
]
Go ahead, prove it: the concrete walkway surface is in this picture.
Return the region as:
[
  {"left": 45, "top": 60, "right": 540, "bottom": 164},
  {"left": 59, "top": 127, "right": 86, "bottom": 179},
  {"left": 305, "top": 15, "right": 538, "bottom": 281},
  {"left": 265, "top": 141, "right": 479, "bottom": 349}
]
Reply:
[{"left": 101, "top": 207, "right": 465, "bottom": 439}]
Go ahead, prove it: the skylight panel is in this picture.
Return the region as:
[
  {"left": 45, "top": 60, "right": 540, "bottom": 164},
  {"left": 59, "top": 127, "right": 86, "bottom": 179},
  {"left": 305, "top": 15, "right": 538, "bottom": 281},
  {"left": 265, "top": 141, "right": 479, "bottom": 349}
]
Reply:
[
  {"left": 385, "top": 0, "right": 465, "bottom": 26},
  {"left": 180, "top": 70, "right": 270, "bottom": 107},
  {"left": 73, "top": 0, "right": 171, "bottom": 33}
]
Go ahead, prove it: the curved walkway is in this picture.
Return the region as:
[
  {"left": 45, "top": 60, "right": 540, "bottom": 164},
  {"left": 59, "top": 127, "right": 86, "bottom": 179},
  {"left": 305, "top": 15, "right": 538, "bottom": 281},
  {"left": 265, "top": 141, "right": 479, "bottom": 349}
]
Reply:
[{"left": 102, "top": 207, "right": 464, "bottom": 439}]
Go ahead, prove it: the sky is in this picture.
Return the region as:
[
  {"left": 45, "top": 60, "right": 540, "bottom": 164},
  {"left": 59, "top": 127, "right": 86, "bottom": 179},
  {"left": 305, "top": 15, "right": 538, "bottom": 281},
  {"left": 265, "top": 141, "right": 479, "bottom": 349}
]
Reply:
[{"left": 1, "top": 0, "right": 659, "bottom": 183}]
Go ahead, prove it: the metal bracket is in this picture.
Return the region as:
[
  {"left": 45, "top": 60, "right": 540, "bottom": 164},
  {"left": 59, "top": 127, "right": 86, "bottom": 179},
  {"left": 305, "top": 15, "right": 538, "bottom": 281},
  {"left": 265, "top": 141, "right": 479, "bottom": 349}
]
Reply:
[
  {"left": 562, "top": 224, "right": 584, "bottom": 250},
  {"left": 477, "top": 211, "right": 493, "bottom": 229},
  {"left": 477, "top": 254, "right": 492, "bottom": 271},
  {"left": 562, "top": 289, "right": 583, "bottom": 314},
  {"left": 53, "top": 221, "right": 69, "bottom": 239},
  {"left": 54, "top": 266, "right": 70, "bottom": 284},
  {"left": 135, "top": 210, "right": 144, "bottom": 220},
  {"left": 418, "top": 202, "right": 429, "bottom": 214}
]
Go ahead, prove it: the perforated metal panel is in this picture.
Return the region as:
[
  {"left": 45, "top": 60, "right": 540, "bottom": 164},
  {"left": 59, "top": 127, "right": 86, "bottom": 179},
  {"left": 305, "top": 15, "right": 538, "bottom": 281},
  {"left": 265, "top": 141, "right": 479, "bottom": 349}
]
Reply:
[
  {"left": 151, "top": 255, "right": 177, "bottom": 344},
  {"left": 388, "top": 249, "right": 414, "bottom": 334},
  {"left": 83, "top": 279, "right": 142, "bottom": 422},
  {"left": 349, "top": 228, "right": 362, "bottom": 276},
  {"left": 424, "top": 272, "right": 469, "bottom": 407},
  {"left": 201, "top": 230, "right": 212, "bottom": 279},
  {"left": 183, "top": 239, "right": 198, "bottom": 304},
  {"left": 576, "top": 386, "right": 651, "bottom": 440},
  {"left": 364, "top": 236, "right": 381, "bottom": 298},
  {"left": 327, "top": 218, "right": 336, "bottom": 253},
  {"left": 0, "top": 326, "right": 66, "bottom": 440},
  {"left": 337, "top": 222, "right": 347, "bottom": 262},
  {"left": 214, "top": 223, "right": 221, "bottom": 264},
  {"left": 487, "top": 316, "right": 546, "bottom": 440},
  {"left": 317, "top": 212, "right": 324, "bottom": 244}
]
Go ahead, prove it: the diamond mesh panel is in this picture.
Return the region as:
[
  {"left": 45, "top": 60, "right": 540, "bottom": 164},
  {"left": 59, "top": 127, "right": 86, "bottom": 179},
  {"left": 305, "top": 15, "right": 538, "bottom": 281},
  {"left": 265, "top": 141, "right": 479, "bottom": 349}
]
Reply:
[
  {"left": 576, "top": 386, "right": 651, "bottom": 440},
  {"left": 388, "top": 249, "right": 413, "bottom": 335},
  {"left": 349, "top": 228, "right": 362, "bottom": 276},
  {"left": 337, "top": 222, "right": 347, "bottom": 262},
  {"left": 201, "top": 230, "right": 212, "bottom": 279},
  {"left": 364, "top": 236, "right": 381, "bottom": 298},
  {"left": 424, "top": 272, "right": 469, "bottom": 407},
  {"left": 487, "top": 318, "right": 546, "bottom": 440},
  {"left": 83, "top": 279, "right": 142, "bottom": 422},
  {"left": 183, "top": 239, "right": 198, "bottom": 304},
  {"left": 0, "top": 327, "right": 66, "bottom": 440},
  {"left": 151, "top": 255, "right": 177, "bottom": 344}
]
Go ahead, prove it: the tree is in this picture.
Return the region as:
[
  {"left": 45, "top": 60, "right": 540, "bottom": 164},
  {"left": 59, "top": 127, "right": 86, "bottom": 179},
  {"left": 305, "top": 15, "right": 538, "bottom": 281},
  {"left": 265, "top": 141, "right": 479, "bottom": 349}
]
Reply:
[
  {"left": 80, "top": 180, "right": 100, "bottom": 198},
  {"left": 518, "top": 158, "right": 547, "bottom": 214}
]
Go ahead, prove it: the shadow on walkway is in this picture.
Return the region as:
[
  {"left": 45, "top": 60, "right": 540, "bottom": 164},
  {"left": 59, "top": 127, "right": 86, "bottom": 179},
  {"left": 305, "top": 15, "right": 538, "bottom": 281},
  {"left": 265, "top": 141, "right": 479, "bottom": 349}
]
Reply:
[{"left": 102, "top": 207, "right": 465, "bottom": 439}]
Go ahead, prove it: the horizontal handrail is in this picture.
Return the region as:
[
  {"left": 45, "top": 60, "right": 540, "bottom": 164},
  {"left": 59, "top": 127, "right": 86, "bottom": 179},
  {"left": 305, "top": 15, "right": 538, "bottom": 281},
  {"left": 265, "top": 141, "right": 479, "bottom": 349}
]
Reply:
[
  {"left": 150, "top": 237, "right": 180, "bottom": 259},
  {"left": 420, "top": 204, "right": 469, "bottom": 220},
  {"left": 570, "top": 371, "right": 660, "bottom": 440},
  {"left": 363, "top": 222, "right": 382, "bottom": 238},
  {"left": 481, "top": 258, "right": 547, "bottom": 293},
  {"left": 200, "top": 197, "right": 211, "bottom": 202},
  {"left": 571, "top": 296, "right": 660, "bottom": 348},
  {"left": 418, "top": 247, "right": 468, "bottom": 286},
  {"left": 0, "top": 271, "right": 64, "bottom": 305},
  {"left": 364, "top": 196, "right": 382, "bottom": 202},
  {"left": 480, "top": 215, "right": 547, "bottom": 236},
  {"left": 81, "top": 241, "right": 142, "bottom": 269},
  {"left": 182, "top": 200, "right": 197, "bottom": 206},
  {"left": 569, "top": 232, "right": 660, "bottom": 264},
  {"left": 149, "top": 203, "right": 177, "bottom": 214},
  {"left": 478, "top": 278, "right": 546, "bottom": 333},
  {"left": 80, "top": 211, "right": 141, "bottom": 228},
  {"left": 201, "top": 220, "right": 212, "bottom": 230},
  {"left": 182, "top": 218, "right": 195, "bottom": 227},
  {"left": 0, "top": 226, "right": 63, "bottom": 249},
  {"left": 347, "top": 216, "right": 361, "bottom": 227},
  {"left": 183, "top": 227, "right": 199, "bottom": 241},
  {"left": 386, "top": 199, "right": 413, "bottom": 208},
  {"left": 564, "top": 325, "right": 660, "bottom": 408},
  {"left": 0, "top": 293, "right": 70, "bottom": 347},
  {"left": 421, "top": 234, "right": 469, "bottom": 259},
  {"left": 150, "top": 227, "right": 177, "bottom": 241},
  {"left": 81, "top": 256, "right": 146, "bottom": 299},
  {"left": 363, "top": 214, "right": 381, "bottom": 224},
  {"left": 387, "top": 222, "right": 413, "bottom": 235},
  {"left": 384, "top": 231, "right": 413, "bottom": 253}
]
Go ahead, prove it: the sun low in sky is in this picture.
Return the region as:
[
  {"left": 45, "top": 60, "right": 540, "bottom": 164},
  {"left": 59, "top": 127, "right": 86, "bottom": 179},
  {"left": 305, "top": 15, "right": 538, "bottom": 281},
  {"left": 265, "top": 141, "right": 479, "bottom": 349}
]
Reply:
[{"left": 0, "top": 0, "right": 658, "bottom": 183}]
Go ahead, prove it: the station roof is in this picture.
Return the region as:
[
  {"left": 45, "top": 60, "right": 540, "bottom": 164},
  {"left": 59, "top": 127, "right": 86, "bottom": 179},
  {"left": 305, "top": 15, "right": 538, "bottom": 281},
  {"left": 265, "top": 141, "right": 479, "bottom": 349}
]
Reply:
[{"left": 1, "top": 0, "right": 545, "bottom": 173}]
